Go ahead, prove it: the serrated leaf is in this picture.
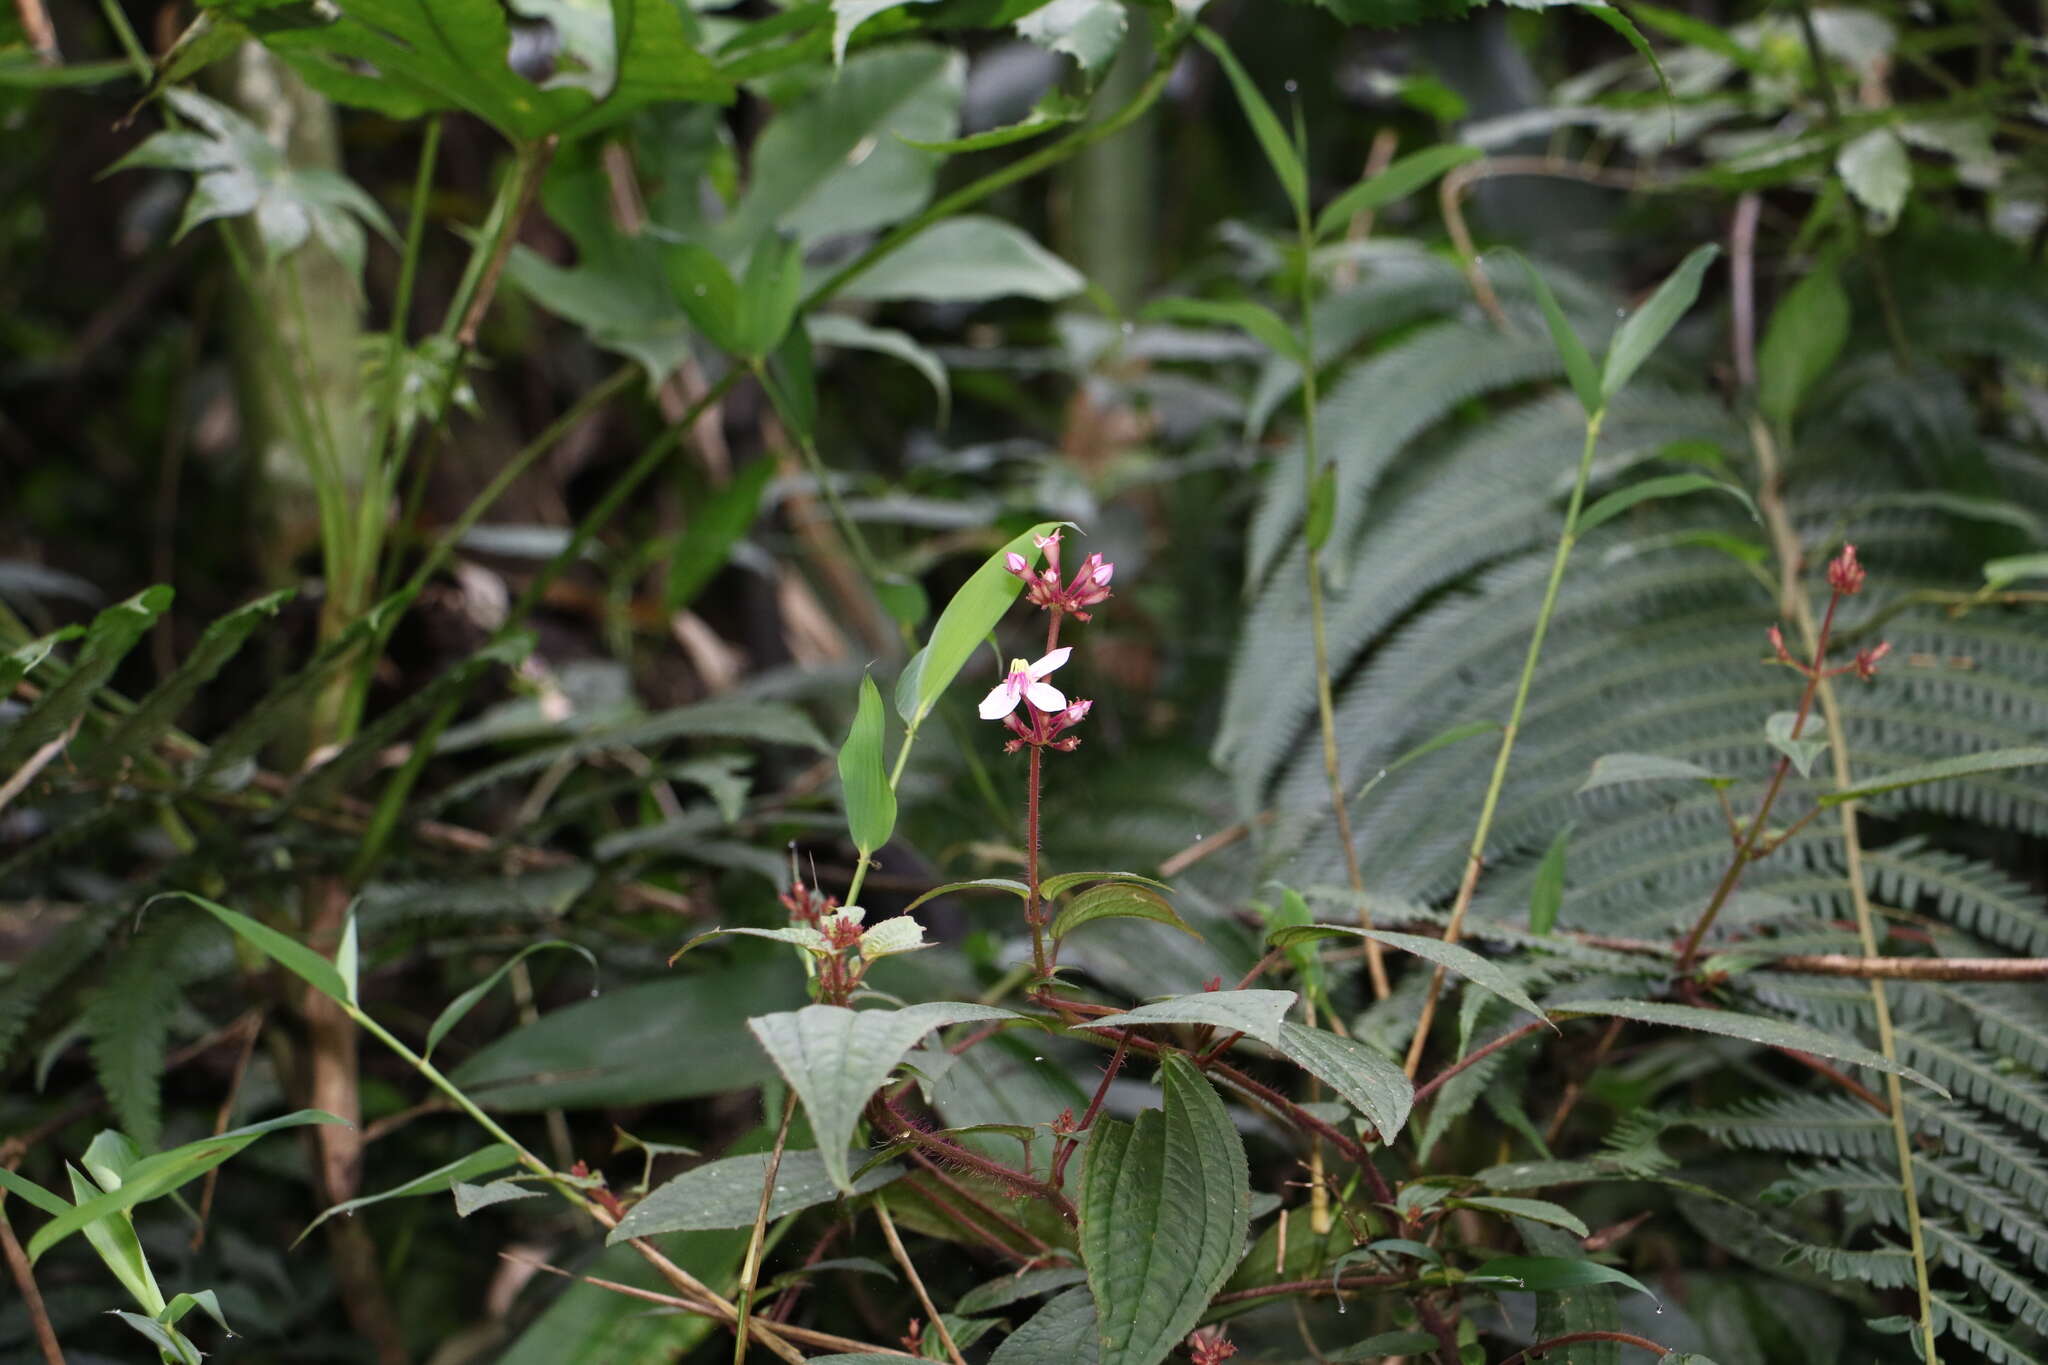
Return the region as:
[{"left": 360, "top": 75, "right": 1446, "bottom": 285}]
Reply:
[
  {"left": 1448, "top": 1195, "right": 1588, "bottom": 1237},
  {"left": 990, "top": 1285, "right": 1099, "bottom": 1365},
  {"left": 28, "top": 1110, "right": 346, "bottom": 1263},
  {"left": 1757, "top": 266, "right": 1849, "bottom": 425},
  {"left": 1274, "top": 1020, "right": 1413, "bottom": 1141},
  {"left": 1818, "top": 746, "right": 2048, "bottom": 805},
  {"left": 1081, "top": 1053, "right": 1247, "bottom": 1365},
  {"left": 1312, "top": 144, "right": 1482, "bottom": 241},
  {"left": 164, "top": 892, "right": 348, "bottom": 1003},
  {"left": 299, "top": 1144, "right": 520, "bottom": 1245},
  {"left": 1600, "top": 243, "right": 1718, "bottom": 401},
  {"left": 1573, "top": 473, "right": 1759, "bottom": 537},
  {"left": 1546, "top": 999, "right": 1946, "bottom": 1093},
  {"left": 85, "top": 589, "right": 289, "bottom": 775},
  {"left": 0, "top": 586, "right": 169, "bottom": 775},
  {"left": 896, "top": 522, "right": 1064, "bottom": 728},
  {"left": 1267, "top": 927, "right": 1550, "bottom": 1028},
  {"left": 1192, "top": 28, "right": 1306, "bottom": 215},
  {"left": 85, "top": 920, "right": 190, "bottom": 1151},
  {"left": 453, "top": 1178, "right": 544, "bottom": 1216},
  {"left": 955, "top": 1265, "right": 1089, "bottom": 1317},
  {"left": 748, "top": 1002, "right": 1021, "bottom": 1191},
  {"left": 1017, "top": 0, "right": 1125, "bottom": 78},
  {"left": 1143, "top": 297, "right": 1304, "bottom": 366},
  {"left": 425, "top": 941, "right": 599, "bottom": 1059},
  {"left": 1049, "top": 884, "right": 1199, "bottom": 943},
  {"left": 1764, "top": 710, "right": 1828, "bottom": 778},
  {"left": 609, "top": 1148, "right": 904, "bottom": 1239},
  {"left": 838, "top": 674, "right": 897, "bottom": 858},
  {"left": 1578, "top": 752, "right": 1726, "bottom": 793},
  {"left": 1079, "top": 989, "right": 1295, "bottom": 1048},
  {"left": 1528, "top": 822, "right": 1573, "bottom": 936},
  {"left": 858, "top": 916, "right": 928, "bottom": 960},
  {"left": 1037, "top": 870, "right": 1172, "bottom": 901}
]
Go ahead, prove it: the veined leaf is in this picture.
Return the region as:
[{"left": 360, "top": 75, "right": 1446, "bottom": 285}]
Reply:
[
  {"left": 1079, "top": 989, "right": 1295, "bottom": 1048},
  {"left": 896, "top": 522, "right": 1065, "bottom": 728},
  {"left": 1037, "top": 870, "right": 1172, "bottom": 901},
  {"left": 989, "top": 1285, "right": 1099, "bottom": 1365},
  {"left": 1765, "top": 710, "right": 1828, "bottom": 778},
  {"left": 747, "top": 1002, "right": 1021, "bottom": 1191},
  {"left": 955, "top": 1265, "right": 1089, "bottom": 1317},
  {"left": 1448, "top": 1195, "right": 1588, "bottom": 1237},
  {"left": 299, "top": 1144, "right": 521, "bottom": 1245},
  {"left": 838, "top": 674, "right": 897, "bottom": 858},
  {"left": 1757, "top": 265, "right": 1849, "bottom": 425},
  {"left": 1547, "top": 1000, "right": 1947, "bottom": 1094},
  {"left": 1313, "top": 144, "right": 1482, "bottom": 241},
  {"left": 1274, "top": 1020, "right": 1413, "bottom": 1141},
  {"left": 1468, "top": 1253, "right": 1656, "bottom": 1301},
  {"left": 1599, "top": 243, "right": 1720, "bottom": 402},
  {"left": 610, "top": 1149, "right": 905, "bottom": 1240},
  {"left": 1081, "top": 1053, "right": 1248, "bottom": 1365},
  {"left": 425, "top": 941, "right": 599, "bottom": 1059},
  {"left": 1578, "top": 751, "right": 1728, "bottom": 792},
  {"left": 1268, "top": 926, "right": 1550, "bottom": 1028},
  {"left": 453, "top": 1179, "right": 543, "bottom": 1216},
  {"left": 1818, "top": 747, "right": 2048, "bottom": 806},
  {"left": 1049, "top": 884, "right": 1199, "bottom": 943},
  {"left": 836, "top": 216, "right": 1084, "bottom": 303},
  {"left": 902, "top": 877, "right": 1033, "bottom": 912}
]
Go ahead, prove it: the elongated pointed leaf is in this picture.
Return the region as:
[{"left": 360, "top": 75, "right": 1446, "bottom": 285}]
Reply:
[
  {"left": 1037, "top": 871, "right": 1172, "bottom": 901},
  {"left": 1080, "top": 989, "right": 1295, "bottom": 1048},
  {"left": 1144, "top": 297, "right": 1304, "bottom": 366},
  {"left": 162, "top": 892, "right": 348, "bottom": 1003},
  {"left": 838, "top": 674, "right": 897, "bottom": 859},
  {"left": 1268, "top": 926, "right": 1550, "bottom": 1028},
  {"left": 87, "top": 589, "right": 290, "bottom": 775},
  {"left": 1757, "top": 265, "right": 1848, "bottom": 425},
  {"left": 610, "top": 1148, "right": 905, "bottom": 1241},
  {"left": 28, "top": 1110, "right": 345, "bottom": 1262},
  {"left": 1513, "top": 252, "right": 1602, "bottom": 416},
  {"left": 425, "top": 941, "right": 599, "bottom": 1058},
  {"left": 896, "top": 522, "right": 1065, "bottom": 728},
  {"left": 1528, "top": 822, "right": 1574, "bottom": 935},
  {"left": 299, "top": 1144, "right": 520, "bottom": 1245},
  {"left": 0, "top": 1167, "right": 70, "bottom": 1218},
  {"left": 1049, "top": 884, "right": 1199, "bottom": 943},
  {"left": 1469, "top": 1253, "right": 1656, "bottom": 1300},
  {"left": 1578, "top": 752, "right": 1726, "bottom": 793},
  {"left": 1818, "top": 747, "right": 2048, "bottom": 806},
  {"left": 1274, "top": 1020, "right": 1412, "bottom": 1141},
  {"left": 1573, "top": 473, "right": 1758, "bottom": 538},
  {"left": 748, "top": 1002, "right": 1020, "bottom": 1191},
  {"left": 0, "top": 586, "right": 169, "bottom": 773},
  {"left": 665, "top": 457, "right": 777, "bottom": 612},
  {"left": 1547, "top": 1000, "right": 1946, "bottom": 1093},
  {"left": 1191, "top": 30, "right": 1305, "bottom": 214},
  {"left": 989, "top": 1286, "right": 1099, "bottom": 1365},
  {"left": 1449, "top": 1195, "right": 1588, "bottom": 1237},
  {"left": 808, "top": 313, "right": 950, "bottom": 426},
  {"left": 1600, "top": 243, "right": 1719, "bottom": 401},
  {"left": 1313, "top": 144, "right": 1482, "bottom": 241},
  {"left": 1082, "top": 1053, "right": 1247, "bottom": 1365}
]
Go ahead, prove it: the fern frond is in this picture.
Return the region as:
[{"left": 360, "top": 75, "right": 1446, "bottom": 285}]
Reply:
[
  {"left": 0, "top": 906, "right": 114, "bottom": 1072},
  {"left": 83, "top": 918, "right": 192, "bottom": 1151},
  {"left": 1896, "top": 1028, "right": 2048, "bottom": 1140}
]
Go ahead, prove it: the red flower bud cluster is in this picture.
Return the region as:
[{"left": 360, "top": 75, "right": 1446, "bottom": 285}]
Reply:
[
  {"left": 1002, "top": 696, "right": 1093, "bottom": 754},
  {"left": 1186, "top": 1327, "right": 1238, "bottom": 1365},
  {"left": 1826, "top": 542, "right": 1866, "bottom": 596},
  {"left": 1007, "top": 530, "right": 1115, "bottom": 621}
]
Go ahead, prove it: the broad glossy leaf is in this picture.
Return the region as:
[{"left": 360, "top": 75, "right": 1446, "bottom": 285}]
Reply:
[
  {"left": 1578, "top": 752, "right": 1726, "bottom": 793},
  {"left": 1274, "top": 1020, "right": 1412, "bottom": 1141},
  {"left": 896, "top": 522, "right": 1064, "bottom": 727},
  {"left": 838, "top": 674, "right": 897, "bottom": 858},
  {"left": 1049, "top": 884, "right": 1199, "bottom": 943},
  {"left": 1600, "top": 243, "right": 1719, "bottom": 402},
  {"left": 1818, "top": 746, "right": 2048, "bottom": 806},
  {"left": 425, "top": 941, "right": 599, "bottom": 1058},
  {"left": 1573, "top": 473, "right": 1758, "bottom": 537},
  {"left": 1528, "top": 822, "right": 1573, "bottom": 935},
  {"left": 1144, "top": 297, "right": 1304, "bottom": 366},
  {"left": 299, "top": 1144, "right": 520, "bottom": 1244},
  {"left": 1268, "top": 926, "right": 1550, "bottom": 1028},
  {"left": 1547, "top": 1000, "right": 1945, "bottom": 1093},
  {"left": 165, "top": 892, "right": 348, "bottom": 1003},
  {"left": 1082, "top": 1053, "right": 1247, "bottom": 1365},
  {"left": 0, "top": 586, "right": 168, "bottom": 774},
  {"left": 748, "top": 1002, "right": 1021, "bottom": 1191},
  {"left": 837, "top": 216, "right": 1084, "bottom": 303},
  {"left": 1513, "top": 251, "right": 1603, "bottom": 417},
  {"left": 1448, "top": 1195, "right": 1588, "bottom": 1237},
  {"left": 1312, "top": 144, "right": 1482, "bottom": 241},
  {"left": 989, "top": 1285, "right": 1099, "bottom": 1365},
  {"left": 1080, "top": 989, "right": 1295, "bottom": 1047},
  {"left": 1757, "top": 266, "right": 1849, "bottom": 425},
  {"left": 28, "top": 1110, "right": 345, "bottom": 1262},
  {"left": 1192, "top": 28, "right": 1305, "bottom": 214},
  {"left": 608, "top": 1148, "right": 904, "bottom": 1240}
]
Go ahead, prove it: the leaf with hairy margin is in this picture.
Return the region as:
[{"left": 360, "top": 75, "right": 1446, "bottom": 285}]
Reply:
[
  {"left": 1274, "top": 1021, "right": 1412, "bottom": 1141},
  {"left": 1078, "top": 990, "right": 1295, "bottom": 1047},
  {"left": 989, "top": 1286, "right": 1099, "bottom": 1365},
  {"left": 1269, "top": 926, "right": 1550, "bottom": 1028}
]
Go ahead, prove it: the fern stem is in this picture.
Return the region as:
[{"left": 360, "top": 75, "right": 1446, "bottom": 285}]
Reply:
[
  {"left": 1750, "top": 416, "right": 1939, "bottom": 1364},
  {"left": 1403, "top": 409, "right": 1605, "bottom": 1077}
]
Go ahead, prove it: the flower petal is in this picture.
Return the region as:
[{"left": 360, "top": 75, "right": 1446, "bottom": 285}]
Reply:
[
  {"left": 978, "top": 682, "right": 1021, "bottom": 720},
  {"left": 1026, "top": 681, "right": 1067, "bottom": 713},
  {"left": 1028, "top": 646, "right": 1072, "bottom": 680}
]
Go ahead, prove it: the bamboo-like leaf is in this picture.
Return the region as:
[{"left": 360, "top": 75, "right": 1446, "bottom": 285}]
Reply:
[
  {"left": 1547, "top": 1000, "right": 1946, "bottom": 1094},
  {"left": 1269, "top": 926, "right": 1550, "bottom": 1028},
  {"left": 163, "top": 892, "right": 349, "bottom": 1003},
  {"left": 1274, "top": 1020, "right": 1413, "bottom": 1141},
  {"left": 1573, "top": 473, "right": 1758, "bottom": 537},
  {"left": 1049, "top": 884, "right": 1199, "bottom": 943},
  {"left": 895, "top": 522, "right": 1064, "bottom": 727},
  {"left": 838, "top": 674, "right": 897, "bottom": 858},
  {"left": 298, "top": 1144, "right": 520, "bottom": 1245},
  {"left": 1512, "top": 251, "right": 1603, "bottom": 417},
  {"left": 1313, "top": 144, "right": 1482, "bottom": 241},
  {"left": 425, "top": 941, "right": 599, "bottom": 1058},
  {"left": 608, "top": 1148, "right": 905, "bottom": 1239},
  {"left": 1191, "top": 29, "right": 1305, "bottom": 214},
  {"left": 1079, "top": 989, "right": 1295, "bottom": 1048},
  {"left": 1818, "top": 747, "right": 2048, "bottom": 806},
  {"left": 1081, "top": 1053, "right": 1247, "bottom": 1365},
  {"left": 747, "top": 1002, "right": 1020, "bottom": 1191},
  {"left": 1469, "top": 1253, "right": 1657, "bottom": 1300},
  {"left": 0, "top": 586, "right": 169, "bottom": 774},
  {"left": 1144, "top": 297, "right": 1305, "bottom": 366},
  {"left": 1599, "top": 243, "right": 1720, "bottom": 402},
  {"left": 86, "top": 589, "right": 290, "bottom": 775}
]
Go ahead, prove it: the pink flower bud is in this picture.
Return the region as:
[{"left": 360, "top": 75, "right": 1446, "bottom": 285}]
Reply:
[
  {"left": 1827, "top": 543, "right": 1866, "bottom": 596},
  {"left": 1092, "top": 560, "right": 1114, "bottom": 586},
  {"left": 1005, "top": 551, "right": 1028, "bottom": 576},
  {"left": 1855, "top": 641, "right": 1892, "bottom": 680},
  {"left": 1768, "top": 625, "right": 1793, "bottom": 664}
]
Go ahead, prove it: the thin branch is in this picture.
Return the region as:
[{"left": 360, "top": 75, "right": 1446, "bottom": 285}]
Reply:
[
  {"left": 875, "top": 1196, "right": 968, "bottom": 1365},
  {"left": 1412, "top": 1019, "right": 1548, "bottom": 1108},
  {"left": 0, "top": 1207, "right": 63, "bottom": 1365},
  {"left": 0, "top": 718, "right": 79, "bottom": 815},
  {"left": 454, "top": 136, "right": 558, "bottom": 348},
  {"left": 1209, "top": 1270, "right": 1405, "bottom": 1305},
  {"left": 734, "top": 1090, "right": 796, "bottom": 1365},
  {"left": 1499, "top": 1330, "right": 1672, "bottom": 1363}
]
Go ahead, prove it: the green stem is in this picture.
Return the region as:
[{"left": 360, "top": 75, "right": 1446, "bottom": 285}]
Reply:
[
  {"left": 1403, "top": 407, "right": 1605, "bottom": 1076},
  {"left": 375, "top": 115, "right": 445, "bottom": 590}
]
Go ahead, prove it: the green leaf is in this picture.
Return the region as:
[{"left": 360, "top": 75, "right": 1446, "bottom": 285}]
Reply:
[
  {"left": 1577, "top": 2, "right": 1673, "bottom": 128},
  {"left": 830, "top": 0, "right": 934, "bottom": 61},
  {"left": 1836, "top": 128, "right": 1911, "bottom": 229},
  {"left": 1192, "top": 28, "right": 1306, "bottom": 215},
  {"left": 1274, "top": 1020, "right": 1413, "bottom": 1141},
  {"left": 903, "top": 877, "right": 1034, "bottom": 912},
  {"left": 808, "top": 313, "right": 950, "bottom": 426},
  {"left": 955, "top": 1266, "right": 1089, "bottom": 1317},
  {"left": 67, "top": 1159, "right": 166, "bottom": 1316},
  {"left": 1082, "top": 1053, "right": 1248, "bottom": 1365},
  {"left": 747, "top": 1002, "right": 1021, "bottom": 1191},
  {"left": 1327, "top": 1332, "right": 1441, "bottom": 1361},
  {"left": 665, "top": 458, "right": 777, "bottom": 612},
  {"left": 1984, "top": 553, "right": 2048, "bottom": 590},
  {"left": 425, "top": 941, "right": 599, "bottom": 1059},
  {"left": 1017, "top": 0, "right": 1126, "bottom": 78},
  {"left": 85, "top": 589, "right": 289, "bottom": 775},
  {"left": 1312, "top": 144, "right": 1482, "bottom": 241},
  {"left": 0, "top": 586, "right": 169, "bottom": 775},
  {"left": 299, "top": 1144, "right": 521, "bottom": 1245},
  {"left": 896, "top": 522, "right": 1065, "bottom": 728},
  {"left": 1079, "top": 989, "right": 1295, "bottom": 1048},
  {"left": 454, "top": 1178, "right": 544, "bottom": 1216},
  {"left": 1764, "top": 710, "right": 1828, "bottom": 778},
  {"left": 988, "top": 1285, "right": 1099, "bottom": 1365},
  {"left": 1573, "top": 473, "right": 1759, "bottom": 538},
  {"left": 837, "top": 216, "right": 1084, "bottom": 303},
  {"left": 838, "top": 674, "right": 897, "bottom": 859},
  {"left": 1049, "top": 884, "right": 1200, "bottom": 943},
  {"left": 1305, "top": 464, "right": 1338, "bottom": 551},
  {"left": 1143, "top": 297, "right": 1304, "bottom": 366},
  {"left": 735, "top": 232, "right": 805, "bottom": 359},
  {"left": 1468, "top": 1253, "right": 1656, "bottom": 1300},
  {"left": 1512, "top": 252, "right": 1603, "bottom": 417},
  {"left": 1268, "top": 926, "right": 1551, "bottom": 1028},
  {"left": 1448, "top": 1195, "right": 1588, "bottom": 1237},
  {"left": 1757, "top": 265, "right": 1849, "bottom": 425},
  {"left": 158, "top": 1288, "right": 231, "bottom": 1336},
  {"left": 608, "top": 1147, "right": 905, "bottom": 1240},
  {"left": 109, "top": 1311, "right": 199, "bottom": 1365},
  {"left": 1817, "top": 746, "right": 2048, "bottom": 806},
  {"left": 0, "top": 625, "right": 83, "bottom": 699},
  {"left": 162, "top": 892, "right": 348, "bottom": 1004},
  {"left": 0, "top": 1167, "right": 71, "bottom": 1219},
  {"left": 28, "top": 1110, "right": 346, "bottom": 1263},
  {"left": 1577, "top": 751, "right": 1727, "bottom": 793},
  {"left": 1546, "top": 1000, "right": 1946, "bottom": 1093},
  {"left": 1037, "top": 870, "right": 1173, "bottom": 901},
  {"left": 1528, "top": 822, "right": 1574, "bottom": 936},
  {"left": 662, "top": 242, "right": 743, "bottom": 353},
  {"left": 1599, "top": 242, "right": 1720, "bottom": 402},
  {"left": 85, "top": 919, "right": 190, "bottom": 1150}
]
